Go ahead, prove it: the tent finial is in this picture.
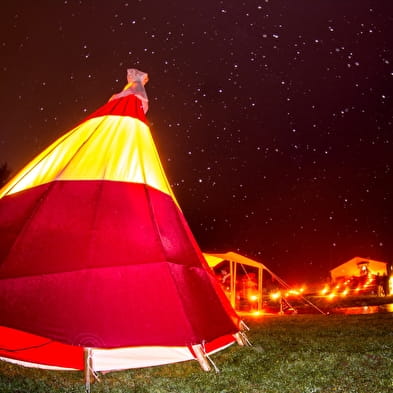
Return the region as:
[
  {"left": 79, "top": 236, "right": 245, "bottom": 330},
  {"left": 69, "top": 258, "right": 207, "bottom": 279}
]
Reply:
[{"left": 108, "top": 68, "right": 149, "bottom": 112}]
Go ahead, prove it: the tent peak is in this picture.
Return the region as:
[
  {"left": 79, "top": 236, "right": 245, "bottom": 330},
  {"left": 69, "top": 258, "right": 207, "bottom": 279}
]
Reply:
[
  {"left": 127, "top": 68, "right": 149, "bottom": 85},
  {"left": 109, "top": 68, "right": 149, "bottom": 112}
]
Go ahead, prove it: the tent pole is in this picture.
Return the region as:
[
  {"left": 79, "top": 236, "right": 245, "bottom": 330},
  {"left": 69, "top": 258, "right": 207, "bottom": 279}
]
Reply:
[
  {"left": 258, "top": 267, "right": 263, "bottom": 312},
  {"left": 230, "top": 260, "right": 236, "bottom": 309}
]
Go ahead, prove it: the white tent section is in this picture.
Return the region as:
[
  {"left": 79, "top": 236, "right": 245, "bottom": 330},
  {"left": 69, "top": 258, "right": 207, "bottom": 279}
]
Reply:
[
  {"left": 204, "top": 251, "right": 290, "bottom": 313},
  {"left": 205, "top": 252, "right": 261, "bottom": 313},
  {"left": 204, "top": 251, "right": 325, "bottom": 315},
  {"left": 330, "top": 256, "right": 388, "bottom": 281}
]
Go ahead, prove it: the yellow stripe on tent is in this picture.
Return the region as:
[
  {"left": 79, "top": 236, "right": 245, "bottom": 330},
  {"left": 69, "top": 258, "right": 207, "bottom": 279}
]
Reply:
[{"left": 0, "top": 116, "right": 177, "bottom": 204}]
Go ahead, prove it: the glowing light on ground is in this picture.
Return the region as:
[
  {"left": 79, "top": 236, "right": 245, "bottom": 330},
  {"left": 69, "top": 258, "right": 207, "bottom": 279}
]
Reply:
[
  {"left": 270, "top": 291, "right": 281, "bottom": 301},
  {"left": 248, "top": 294, "right": 258, "bottom": 302},
  {"left": 320, "top": 285, "right": 329, "bottom": 296},
  {"left": 328, "top": 292, "right": 336, "bottom": 300}
]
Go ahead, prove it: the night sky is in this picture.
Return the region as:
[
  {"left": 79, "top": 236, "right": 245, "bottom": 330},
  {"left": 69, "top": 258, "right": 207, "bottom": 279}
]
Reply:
[{"left": 1, "top": 1, "right": 392, "bottom": 284}]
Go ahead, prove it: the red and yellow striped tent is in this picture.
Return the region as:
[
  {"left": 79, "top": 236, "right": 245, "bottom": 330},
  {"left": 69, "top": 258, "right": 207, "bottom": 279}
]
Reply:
[{"left": 0, "top": 69, "right": 242, "bottom": 375}]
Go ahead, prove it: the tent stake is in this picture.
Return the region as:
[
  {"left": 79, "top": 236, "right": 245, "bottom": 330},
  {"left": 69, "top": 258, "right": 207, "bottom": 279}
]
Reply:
[
  {"left": 234, "top": 332, "right": 245, "bottom": 346},
  {"left": 84, "top": 347, "right": 94, "bottom": 393},
  {"left": 192, "top": 344, "right": 211, "bottom": 371}
]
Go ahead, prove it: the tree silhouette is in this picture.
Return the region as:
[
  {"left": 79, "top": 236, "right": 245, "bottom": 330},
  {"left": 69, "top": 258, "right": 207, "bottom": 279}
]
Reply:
[{"left": 0, "top": 162, "right": 11, "bottom": 188}]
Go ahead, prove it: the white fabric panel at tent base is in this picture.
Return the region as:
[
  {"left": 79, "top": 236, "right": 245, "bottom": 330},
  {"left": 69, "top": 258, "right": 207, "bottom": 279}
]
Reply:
[
  {"left": 92, "top": 346, "right": 193, "bottom": 371},
  {"left": 1, "top": 344, "right": 235, "bottom": 372},
  {"left": 93, "top": 342, "right": 234, "bottom": 371}
]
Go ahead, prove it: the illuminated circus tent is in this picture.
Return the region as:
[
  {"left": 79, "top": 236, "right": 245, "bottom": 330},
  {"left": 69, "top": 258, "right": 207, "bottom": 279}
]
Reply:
[{"left": 0, "top": 69, "right": 245, "bottom": 381}]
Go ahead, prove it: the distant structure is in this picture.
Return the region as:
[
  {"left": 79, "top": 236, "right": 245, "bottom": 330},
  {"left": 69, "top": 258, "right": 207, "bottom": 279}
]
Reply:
[{"left": 329, "top": 257, "right": 391, "bottom": 296}]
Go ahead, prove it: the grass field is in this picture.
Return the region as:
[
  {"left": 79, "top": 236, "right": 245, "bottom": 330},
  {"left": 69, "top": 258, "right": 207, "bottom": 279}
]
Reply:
[{"left": 1, "top": 310, "right": 392, "bottom": 393}]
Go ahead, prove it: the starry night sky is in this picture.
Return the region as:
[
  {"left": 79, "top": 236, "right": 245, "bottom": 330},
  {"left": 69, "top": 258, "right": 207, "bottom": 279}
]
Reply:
[{"left": 1, "top": 1, "right": 392, "bottom": 284}]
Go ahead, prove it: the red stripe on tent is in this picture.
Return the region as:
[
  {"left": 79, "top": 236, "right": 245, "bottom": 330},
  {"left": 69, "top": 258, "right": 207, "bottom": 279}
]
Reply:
[
  {"left": 0, "top": 180, "right": 208, "bottom": 277},
  {"left": 0, "top": 326, "right": 84, "bottom": 370},
  {"left": 83, "top": 94, "right": 147, "bottom": 124},
  {"left": 0, "top": 263, "right": 237, "bottom": 348},
  {"left": 0, "top": 180, "right": 239, "bottom": 348},
  {"left": 188, "top": 333, "right": 236, "bottom": 358}
]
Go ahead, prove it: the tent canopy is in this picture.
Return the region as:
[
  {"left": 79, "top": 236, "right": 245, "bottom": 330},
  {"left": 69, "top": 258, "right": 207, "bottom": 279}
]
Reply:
[
  {"left": 204, "top": 251, "right": 326, "bottom": 315},
  {"left": 204, "top": 251, "right": 268, "bottom": 270},
  {"left": 204, "top": 252, "right": 266, "bottom": 313}
]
